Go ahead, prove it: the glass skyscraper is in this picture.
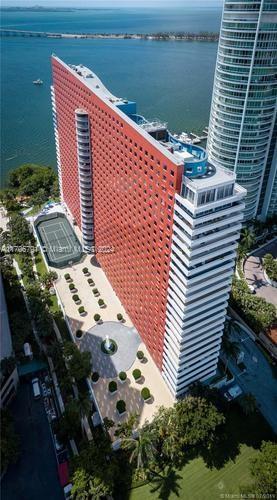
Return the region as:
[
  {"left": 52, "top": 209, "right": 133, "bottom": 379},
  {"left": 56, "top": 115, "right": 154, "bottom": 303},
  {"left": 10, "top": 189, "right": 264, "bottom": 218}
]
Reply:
[{"left": 207, "top": 0, "right": 277, "bottom": 221}]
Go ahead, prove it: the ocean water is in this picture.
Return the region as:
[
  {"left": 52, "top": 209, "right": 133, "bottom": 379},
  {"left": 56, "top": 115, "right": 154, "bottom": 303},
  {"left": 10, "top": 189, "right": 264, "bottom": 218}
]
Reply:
[
  {"left": 1, "top": 7, "right": 221, "bottom": 185},
  {"left": 1, "top": 5, "right": 221, "bottom": 34}
]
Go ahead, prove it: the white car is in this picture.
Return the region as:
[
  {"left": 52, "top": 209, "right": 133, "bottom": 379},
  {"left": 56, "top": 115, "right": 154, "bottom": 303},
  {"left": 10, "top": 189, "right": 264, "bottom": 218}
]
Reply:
[
  {"left": 224, "top": 384, "right": 243, "bottom": 401},
  {"left": 54, "top": 434, "right": 64, "bottom": 451}
]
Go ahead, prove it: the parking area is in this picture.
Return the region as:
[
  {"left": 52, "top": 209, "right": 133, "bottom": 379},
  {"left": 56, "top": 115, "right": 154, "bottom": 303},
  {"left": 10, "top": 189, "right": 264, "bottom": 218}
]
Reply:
[
  {"left": 1, "top": 381, "right": 64, "bottom": 500},
  {"left": 228, "top": 324, "right": 277, "bottom": 434}
]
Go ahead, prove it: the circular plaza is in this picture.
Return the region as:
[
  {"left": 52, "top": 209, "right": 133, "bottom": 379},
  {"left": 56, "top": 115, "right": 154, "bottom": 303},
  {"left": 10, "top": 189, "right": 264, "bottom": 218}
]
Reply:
[{"left": 79, "top": 321, "right": 141, "bottom": 378}]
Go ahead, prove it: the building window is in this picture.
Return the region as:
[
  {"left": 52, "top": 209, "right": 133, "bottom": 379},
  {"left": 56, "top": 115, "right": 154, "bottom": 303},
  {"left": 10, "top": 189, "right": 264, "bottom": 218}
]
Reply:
[
  {"left": 198, "top": 189, "right": 216, "bottom": 205},
  {"left": 182, "top": 185, "right": 195, "bottom": 203},
  {"left": 217, "top": 184, "right": 234, "bottom": 200}
]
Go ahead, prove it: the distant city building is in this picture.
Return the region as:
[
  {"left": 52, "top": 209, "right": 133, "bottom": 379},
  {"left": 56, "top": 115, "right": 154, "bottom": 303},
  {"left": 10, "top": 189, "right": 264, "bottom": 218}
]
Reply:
[
  {"left": 207, "top": 0, "right": 277, "bottom": 221},
  {"left": 52, "top": 56, "right": 246, "bottom": 397},
  {"left": 0, "top": 274, "right": 18, "bottom": 408}
]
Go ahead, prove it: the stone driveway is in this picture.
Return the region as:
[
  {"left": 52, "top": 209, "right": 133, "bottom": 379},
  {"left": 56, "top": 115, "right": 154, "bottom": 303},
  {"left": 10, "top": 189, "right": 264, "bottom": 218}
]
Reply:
[{"left": 80, "top": 321, "right": 141, "bottom": 378}]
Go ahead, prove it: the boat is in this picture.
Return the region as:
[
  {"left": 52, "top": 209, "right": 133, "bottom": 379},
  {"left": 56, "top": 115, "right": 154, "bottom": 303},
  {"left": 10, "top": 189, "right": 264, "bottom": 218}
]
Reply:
[
  {"left": 178, "top": 132, "right": 194, "bottom": 144},
  {"left": 33, "top": 79, "right": 43, "bottom": 85}
]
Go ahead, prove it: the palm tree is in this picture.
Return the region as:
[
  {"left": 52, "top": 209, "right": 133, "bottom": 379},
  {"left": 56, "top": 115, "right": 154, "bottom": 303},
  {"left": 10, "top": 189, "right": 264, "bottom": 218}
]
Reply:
[
  {"left": 121, "top": 424, "right": 157, "bottom": 472},
  {"left": 237, "top": 243, "right": 247, "bottom": 261},
  {"left": 240, "top": 228, "right": 255, "bottom": 252},
  {"left": 114, "top": 413, "right": 139, "bottom": 439}
]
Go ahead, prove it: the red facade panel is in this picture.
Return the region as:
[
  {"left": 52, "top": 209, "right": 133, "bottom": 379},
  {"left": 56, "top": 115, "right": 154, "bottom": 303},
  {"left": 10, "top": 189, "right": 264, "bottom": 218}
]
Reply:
[{"left": 52, "top": 57, "right": 182, "bottom": 369}]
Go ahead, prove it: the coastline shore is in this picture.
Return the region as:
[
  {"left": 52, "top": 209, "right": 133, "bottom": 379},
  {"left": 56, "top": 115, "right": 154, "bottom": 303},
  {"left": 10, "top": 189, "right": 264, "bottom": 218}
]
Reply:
[{"left": 0, "top": 30, "right": 219, "bottom": 41}]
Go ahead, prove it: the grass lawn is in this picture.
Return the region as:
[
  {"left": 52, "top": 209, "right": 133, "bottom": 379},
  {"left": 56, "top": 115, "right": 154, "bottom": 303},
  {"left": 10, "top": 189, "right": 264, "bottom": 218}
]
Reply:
[
  {"left": 34, "top": 250, "right": 60, "bottom": 313},
  {"left": 35, "top": 250, "right": 47, "bottom": 277},
  {"left": 27, "top": 204, "right": 43, "bottom": 216},
  {"left": 130, "top": 446, "right": 255, "bottom": 500},
  {"left": 14, "top": 253, "right": 31, "bottom": 288},
  {"left": 129, "top": 406, "right": 274, "bottom": 500}
]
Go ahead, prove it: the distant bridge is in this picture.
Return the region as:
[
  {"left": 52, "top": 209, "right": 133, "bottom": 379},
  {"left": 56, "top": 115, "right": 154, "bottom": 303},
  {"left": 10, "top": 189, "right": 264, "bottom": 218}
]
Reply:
[{"left": 0, "top": 29, "right": 63, "bottom": 38}]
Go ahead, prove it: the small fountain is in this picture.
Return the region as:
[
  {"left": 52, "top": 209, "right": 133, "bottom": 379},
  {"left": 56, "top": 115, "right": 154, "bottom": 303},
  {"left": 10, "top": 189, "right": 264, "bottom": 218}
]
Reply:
[
  {"left": 104, "top": 335, "right": 112, "bottom": 353},
  {"left": 101, "top": 334, "right": 117, "bottom": 355}
]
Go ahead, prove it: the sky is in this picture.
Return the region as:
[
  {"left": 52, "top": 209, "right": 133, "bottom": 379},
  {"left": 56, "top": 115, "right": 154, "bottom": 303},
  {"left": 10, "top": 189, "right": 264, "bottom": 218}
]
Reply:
[{"left": 2, "top": 0, "right": 222, "bottom": 8}]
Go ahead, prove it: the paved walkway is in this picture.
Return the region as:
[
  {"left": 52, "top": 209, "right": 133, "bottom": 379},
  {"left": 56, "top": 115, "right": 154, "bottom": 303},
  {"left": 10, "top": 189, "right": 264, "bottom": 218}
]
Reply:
[
  {"left": 80, "top": 321, "right": 141, "bottom": 377},
  {"left": 244, "top": 239, "right": 277, "bottom": 306},
  {"left": 92, "top": 341, "right": 174, "bottom": 434}
]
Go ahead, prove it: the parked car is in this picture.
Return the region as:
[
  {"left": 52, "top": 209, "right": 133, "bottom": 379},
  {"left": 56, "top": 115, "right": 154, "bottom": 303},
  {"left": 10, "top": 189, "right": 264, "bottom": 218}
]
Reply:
[
  {"left": 63, "top": 483, "right": 72, "bottom": 499},
  {"left": 31, "top": 378, "right": 41, "bottom": 400},
  {"left": 54, "top": 434, "right": 64, "bottom": 452},
  {"left": 224, "top": 384, "right": 243, "bottom": 401}
]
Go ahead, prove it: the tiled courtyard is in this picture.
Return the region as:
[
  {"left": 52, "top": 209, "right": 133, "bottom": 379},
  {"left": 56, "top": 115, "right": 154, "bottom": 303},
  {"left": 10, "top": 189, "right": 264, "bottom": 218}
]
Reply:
[{"left": 50, "top": 250, "right": 173, "bottom": 431}]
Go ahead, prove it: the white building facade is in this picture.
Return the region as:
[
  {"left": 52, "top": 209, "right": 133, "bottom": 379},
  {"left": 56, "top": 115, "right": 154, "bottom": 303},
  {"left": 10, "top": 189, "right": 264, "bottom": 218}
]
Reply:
[
  {"left": 207, "top": 0, "right": 277, "bottom": 221},
  {"left": 163, "top": 165, "right": 246, "bottom": 397}
]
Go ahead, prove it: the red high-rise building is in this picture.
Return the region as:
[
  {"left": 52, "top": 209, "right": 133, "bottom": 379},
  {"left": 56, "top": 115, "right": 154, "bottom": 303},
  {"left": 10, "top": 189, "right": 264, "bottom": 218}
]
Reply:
[{"left": 52, "top": 56, "right": 245, "bottom": 396}]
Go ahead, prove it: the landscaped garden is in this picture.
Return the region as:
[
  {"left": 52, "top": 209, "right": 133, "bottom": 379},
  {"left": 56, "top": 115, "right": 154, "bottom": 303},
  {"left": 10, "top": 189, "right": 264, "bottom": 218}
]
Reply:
[
  {"left": 128, "top": 403, "right": 275, "bottom": 500},
  {"left": 230, "top": 276, "right": 276, "bottom": 334},
  {"left": 263, "top": 253, "right": 277, "bottom": 283}
]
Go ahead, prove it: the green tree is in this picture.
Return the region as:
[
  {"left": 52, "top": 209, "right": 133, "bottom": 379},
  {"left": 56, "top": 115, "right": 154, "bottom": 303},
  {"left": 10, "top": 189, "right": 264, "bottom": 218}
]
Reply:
[
  {"left": 76, "top": 392, "right": 91, "bottom": 420},
  {"left": 231, "top": 276, "right": 276, "bottom": 333},
  {"left": 71, "top": 470, "right": 111, "bottom": 500},
  {"left": 0, "top": 189, "right": 21, "bottom": 212},
  {"left": 1, "top": 409, "right": 20, "bottom": 472},
  {"left": 50, "top": 178, "right": 60, "bottom": 199},
  {"left": 19, "top": 254, "right": 35, "bottom": 281},
  {"left": 114, "top": 413, "right": 139, "bottom": 439},
  {"left": 152, "top": 397, "right": 225, "bottom": 464},
  {"left": 26, "top": 283, "right": 53, "bottom": 337},
  {"left": 250, "top": 441, "right": 277, "bottom": 495},
  {"left": 8, "top": 164, "right": 57, "bottom": 198},
  {"left": 7, "top": 214, "right": 33, "bottom": 247},
  {"left": 71, "top": 436, "right": 118, "bottom": 498},
  {"left": 240, "top": 228, "right": 255, "bottom": 252},
  {"left": 57, "top": 400, "right": 81, "bottom": 441},
  {"left": 70, "top": 469, "right": 88, "bottom": 499},
  {"left": 10, "top": 311, "right": 32, "bottom": 352},
  {"left": 121, "top": 424, "right": 157, "bottom": 472},
  {"left": 263, "top": 253, "right": 277, "bottom": 282},
  {"left": 31, "top": 187, "right": 48, "bottom": 206},
  {"left": 102, "top": 417, "right": 115, "bottom": 433},
  {"left": 63, "top": 342, "right": 92, "bottom": 381},
  {"left": 40, "top": 270, "right": 58, "bottom": 288},
  {"left": 0, "top": 253, "right": 14, "bottom": 281}
]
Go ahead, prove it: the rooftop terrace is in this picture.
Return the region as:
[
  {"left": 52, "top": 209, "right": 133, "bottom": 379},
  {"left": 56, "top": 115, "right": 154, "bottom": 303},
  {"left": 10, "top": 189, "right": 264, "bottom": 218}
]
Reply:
[
  {"left": 58, "top": 58, "right": 241, "bottom": 190},
  {"left": 130, "top": 113, "right": 208, "bottom": 178}
]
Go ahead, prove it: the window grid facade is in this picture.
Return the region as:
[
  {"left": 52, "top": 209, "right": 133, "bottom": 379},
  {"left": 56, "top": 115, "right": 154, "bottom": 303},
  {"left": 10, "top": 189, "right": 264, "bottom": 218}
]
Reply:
[{"left": 207, "top": 0, "right": 277, "bottom": 220}]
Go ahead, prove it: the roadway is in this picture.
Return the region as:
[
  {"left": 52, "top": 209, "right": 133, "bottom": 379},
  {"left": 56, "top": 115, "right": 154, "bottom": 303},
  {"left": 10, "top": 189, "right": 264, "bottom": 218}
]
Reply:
[
  {"left": 229, "top": 325, "right": 277, "bottom": 434},
  {"left": 243, "top": 239, "right": 277, "bottom": 306},
  {"left": 1, "top": 381, "right": 64, "bottom": 500}
]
